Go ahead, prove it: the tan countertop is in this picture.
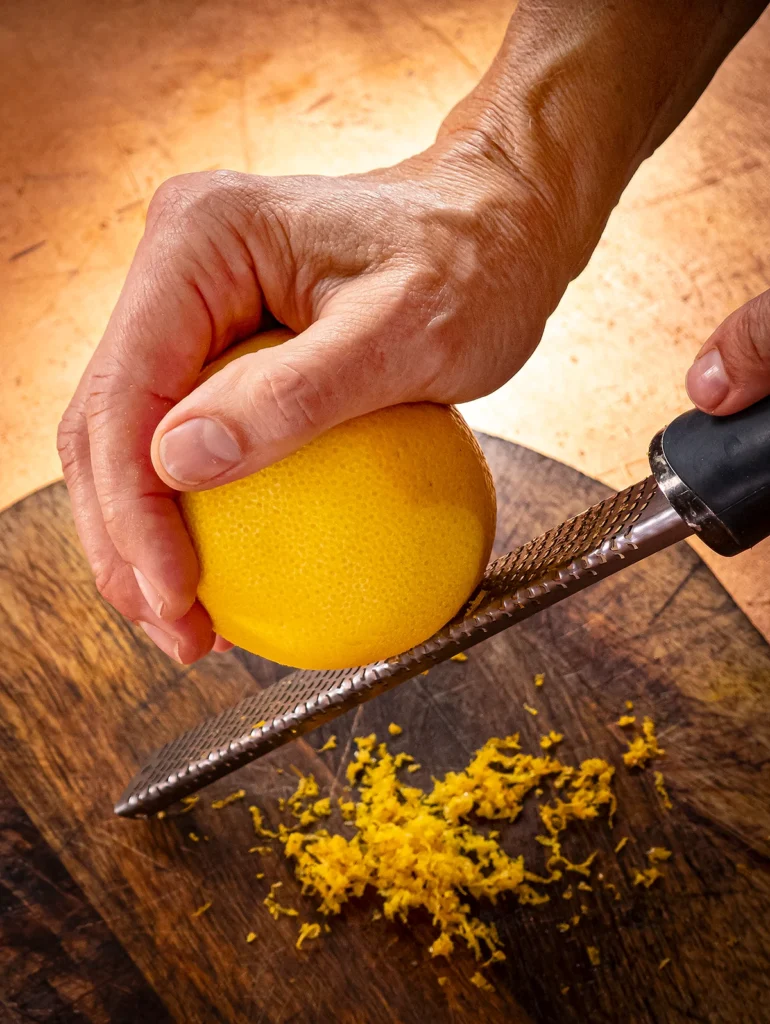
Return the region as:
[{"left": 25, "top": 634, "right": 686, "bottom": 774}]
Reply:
[{"left": 2, "top": 0, "right": 768, "bottom": 636}]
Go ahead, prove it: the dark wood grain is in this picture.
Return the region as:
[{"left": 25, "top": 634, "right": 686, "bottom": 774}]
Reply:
[
  {"left": 1, "top": 437, "right": 770, "bottom": 1024},
  {"left": 0, "top": 777, "right": 172, "bottom": 1024}
]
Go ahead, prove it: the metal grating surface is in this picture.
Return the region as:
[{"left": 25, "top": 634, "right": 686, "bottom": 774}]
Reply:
[
  {"left": 116, "top": 477, "right": 683, "bottom": 817},
  {"left": 482, "top": 481, "right": 653, "bottom": 594}
]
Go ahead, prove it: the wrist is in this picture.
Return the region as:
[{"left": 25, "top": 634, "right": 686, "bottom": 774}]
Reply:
[
  {"left": 354, "top": 138, "right": 564, "bottom": 374},
  {"left": 411, "top": 129, "right": 574, "bottom": 316},
  {"left": 431, "top": 0, "right": 765, "bottom": 286}
]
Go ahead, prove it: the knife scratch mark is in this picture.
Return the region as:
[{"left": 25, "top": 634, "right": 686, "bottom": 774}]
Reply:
[
  {"left": 9, "top": 240, "right": 46, "bottom": 261},
  {"left": 649, "top": 562, "right": 701, "bottom": 625}
]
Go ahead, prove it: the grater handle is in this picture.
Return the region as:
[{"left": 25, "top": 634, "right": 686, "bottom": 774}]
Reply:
[{"left": 650, "top": 396, "right": 770, "bottom": 556}]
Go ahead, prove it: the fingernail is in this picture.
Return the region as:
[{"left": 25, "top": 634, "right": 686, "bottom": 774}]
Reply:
[
  {"left": 686, "top": 348, "right": 729, "bottom": 410},
  {"left": 159, "top": 417, "right": 241, "bottom": 485},
  {"left": 133, "top": 567, "right": 166, "bottom": 618},
  {"left": 138, "top": 621, "right": 182, "bottom": 664}
]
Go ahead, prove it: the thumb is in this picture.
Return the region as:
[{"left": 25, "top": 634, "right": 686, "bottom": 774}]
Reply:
[
  {"left": 151, "top": 318, "right": 408, "bottom": 490},
  {"left": 686, "top": 289, "right": 770, "bottom": 415}
]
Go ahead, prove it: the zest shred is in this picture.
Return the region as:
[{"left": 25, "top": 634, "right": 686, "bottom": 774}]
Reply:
[
  {"left": 623, "top": 717, "right": 665, "bottom": 768},
  {"left": 275, "top": 733, "right": 620, "bottom": 964},
  {"left": 179, "top": 709, "right": 674, "bottom": 982},
  {"left": 296, "top": 922, "right": 321, "bottom": 949},
  {"left": 470, "top": 971, "right": 495, "bottom": 992},
  {"left": 654, "top": 771, "right": 673, "bottom": 810},
  {"left": 211, "top": 789, "right": 246, "bottom": 810}
]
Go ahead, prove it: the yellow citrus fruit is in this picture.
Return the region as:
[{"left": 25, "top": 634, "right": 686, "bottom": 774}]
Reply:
[{"left": 181, "top": 331, "right": 497, "bottom": 669}]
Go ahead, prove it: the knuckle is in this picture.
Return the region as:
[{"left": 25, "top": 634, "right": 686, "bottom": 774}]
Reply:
[
  {"left": 260, "top": 362, "right": 329, "bottom": 436},
  {"left": 84, "top": 373, "right": 122, "bottom": 429},
  {"left": 99, "top": 496, "right": 121, "bottom": 531},
  {"left": 56, "top": 404, "right": 86, "bottom": 474},
  {"left": 92, "top": 559, "right": 124, "bottom": 607},
  {"left": 743, "top": 292, "right": 770, "bottom": 369},
  {"left": 146, "top": 174, "right": 198, "bottom": 227},
  {"left": 733, "top": 292, "right": 770, "bottom": 376},
  {"left": 146, "top": 170, "right": 249, "bottom": 232}
]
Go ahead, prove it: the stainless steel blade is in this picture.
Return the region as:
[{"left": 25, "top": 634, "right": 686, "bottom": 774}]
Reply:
[{"left": 115, "top": 477, "right": 690, "bottom": 817}]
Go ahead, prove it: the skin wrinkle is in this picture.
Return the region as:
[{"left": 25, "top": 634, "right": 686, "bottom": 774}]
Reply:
[
  {"left": 742, "top": 295, "right": 770, "bottom": 376},
  {"left": 117, "top": 268, "right": 214, "bottom": 385},
  {"left": 185, "top": 248, "right": 259, "bottom": 342},
  {"left": 180, "top": 242, "right": 260, "bottom": 353},
  {"left": 417, "top": 135, "right": 566, "bottom": 317},
  {"left": 149, "top": 181, "right": 263, "bottom": 352},
  {"left": 252, "top": 204, "right": 301, "bottom": 319},
  {"left": 259, "top": 361, "right": 331, "bottom": 437}
]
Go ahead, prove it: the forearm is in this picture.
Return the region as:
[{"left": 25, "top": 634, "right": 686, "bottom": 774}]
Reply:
[{"left": 436, "top": 0, "right": 767, "bottom": 288}]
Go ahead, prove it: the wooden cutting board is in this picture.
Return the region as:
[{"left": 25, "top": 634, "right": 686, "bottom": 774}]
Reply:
[{"left": 2, "top": 436, "right": 770, "bottom": 1024}]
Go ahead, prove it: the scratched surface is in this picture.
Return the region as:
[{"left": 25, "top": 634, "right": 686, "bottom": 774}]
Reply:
[
  {"left": 1, "top": 0, "right": 770, "bottom": 638},
  {"left": 2, "top": 436, "right": 770, "bottom": 1023}
]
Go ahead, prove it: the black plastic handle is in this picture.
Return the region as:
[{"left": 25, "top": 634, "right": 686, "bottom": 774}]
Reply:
[{"left": 655, "top": 395, "right": 770, "bottom": 556}]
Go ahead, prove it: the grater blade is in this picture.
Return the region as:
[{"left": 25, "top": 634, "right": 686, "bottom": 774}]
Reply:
[{"left": 116, "top": 477, "right": 690, "bottom": 817}]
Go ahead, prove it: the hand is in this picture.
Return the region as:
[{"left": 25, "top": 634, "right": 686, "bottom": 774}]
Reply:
[
  {"left": 687, "top": 289, "right": 770, "bottom": 415},
  {"left": 57, "top": 137, "right": 569, "bottom": 664},
  {"left": 59, "top": 0, "right": 765, "bottom": 665}
]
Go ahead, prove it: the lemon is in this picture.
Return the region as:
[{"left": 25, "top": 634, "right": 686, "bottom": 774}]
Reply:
[{"left": 181, "top": 331, "right": 497, "bottom": 669}]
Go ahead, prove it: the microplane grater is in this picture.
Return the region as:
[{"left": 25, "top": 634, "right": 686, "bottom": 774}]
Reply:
[
  {"left": 117, "top": 477, "right": 682, "bottom": 816},
  {"left": 116, "top": 397, "right": 770, "bottom": 818}
]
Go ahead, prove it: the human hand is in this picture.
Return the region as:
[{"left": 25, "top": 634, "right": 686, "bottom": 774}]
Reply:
[
  {"left": 60, "top": 0, "right": 764, "bottom": 666},
  {"left": 686, "top": 289, "right": 770, "bottom": 415},
  {"left": 57, "top": 136, "right": 572, "bottom": 664}
]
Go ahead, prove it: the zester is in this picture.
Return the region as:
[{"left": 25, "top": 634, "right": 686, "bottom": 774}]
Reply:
[{"left": 116, "top": 396, "right": 770, "bottom": 817}]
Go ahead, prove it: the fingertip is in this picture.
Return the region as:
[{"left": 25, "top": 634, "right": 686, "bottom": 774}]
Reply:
[
  {"left": 132, "top": 560, "right": 198, "bottom": 623},
  {"left": 138, "top": 621, "right": 184, "bottom": 664},
  {"left": 137, "top": 601, "right": 214, "bottom": 665},
  {"left": 133, "top": 567, "right": 167, "bottom": 619},
  {"left": 685, "top": 347, "right": 729, "bottom": 413},
  {"left": 212, "top": 634, "right": 235, "bottom": 653},
  {"left": 124, "top": 499, "right": 202, "bottom": 621},
  {"left": 176, "top": 601, "right": 216, "bottom": 663},
  {"left": 154, "top": 416, "right": 243, "bottom": 489}
]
